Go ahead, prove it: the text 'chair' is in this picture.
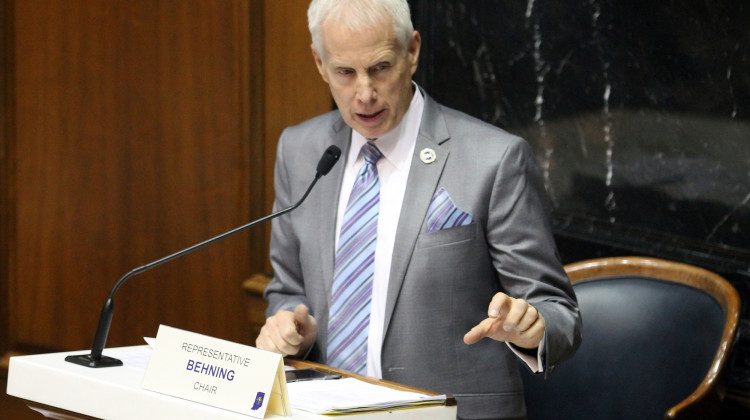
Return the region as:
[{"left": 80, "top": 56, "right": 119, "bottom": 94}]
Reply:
[{"left": 522, "top": 257, "right": 740, "bottom": 419}]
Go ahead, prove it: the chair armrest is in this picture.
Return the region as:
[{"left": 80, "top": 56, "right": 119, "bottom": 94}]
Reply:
[
  {"left": 242, "top": 272, "right": 272, "bottom": 298},
  {"left": 242, "top": 273, "right": 272, "bottom": 346}
]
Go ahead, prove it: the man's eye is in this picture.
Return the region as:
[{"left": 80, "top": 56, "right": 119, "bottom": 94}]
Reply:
[{"left": 338, "top": 69, "right": 354, "bottom": 75}]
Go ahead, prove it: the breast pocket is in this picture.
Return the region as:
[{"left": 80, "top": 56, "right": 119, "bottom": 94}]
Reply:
[{"left": 416, "top": 223, "right": 477, "bottom": 249}]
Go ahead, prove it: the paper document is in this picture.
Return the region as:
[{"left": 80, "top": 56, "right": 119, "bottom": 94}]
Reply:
[
  {"left": 104, "top": 346, "right": 152, "bottom": 370},
  {"left": 98, "top": 337, "right": 156, "bottom": 370},
  {"left": 286, "top": 377, "right": 446, "bottom": 415}
]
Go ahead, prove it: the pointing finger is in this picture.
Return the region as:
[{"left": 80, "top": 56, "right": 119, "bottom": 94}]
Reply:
[{"left": 463, "top": 318, "right": 493, "bottom": 345}]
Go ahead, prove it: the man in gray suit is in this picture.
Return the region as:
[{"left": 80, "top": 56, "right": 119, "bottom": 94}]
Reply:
[{"left": 256, "top": 0, "right": 581, "bottom": 418}]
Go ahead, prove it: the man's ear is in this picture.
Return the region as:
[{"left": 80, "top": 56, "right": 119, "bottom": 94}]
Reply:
[
  {"left": 408, "top": 30, "right": 421, "bottom": 75},
  {"left": 311, "top": 44, "right": 329, "bottom": 83}
]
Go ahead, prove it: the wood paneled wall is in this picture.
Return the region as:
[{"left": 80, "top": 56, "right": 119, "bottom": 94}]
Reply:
[
  {"left": 1, "top": 0, "right": 12, "bottom": 364},
  {"left": 0, "top": 0, "right": 330, "bottom": 385}
]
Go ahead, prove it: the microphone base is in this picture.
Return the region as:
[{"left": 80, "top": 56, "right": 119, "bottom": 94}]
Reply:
[{"left": 65, "top": 354, "right": 123, "bottom": 368}]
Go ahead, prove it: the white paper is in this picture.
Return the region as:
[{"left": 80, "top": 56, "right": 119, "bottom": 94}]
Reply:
[
  {"left": 286, "top": 377, "right": 446, "bottom": 414},
  {"left": 104, "top": 346, "right": 152, "bottom": 370}
]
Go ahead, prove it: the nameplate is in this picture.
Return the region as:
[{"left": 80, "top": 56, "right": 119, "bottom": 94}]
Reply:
[{"left": 141, "top": 325, "right": 290, "bottom": 418}]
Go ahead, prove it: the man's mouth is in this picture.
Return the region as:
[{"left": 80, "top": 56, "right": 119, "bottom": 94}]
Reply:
[{"left": 356, "top": 109, "right": 385, "bottom": 123}]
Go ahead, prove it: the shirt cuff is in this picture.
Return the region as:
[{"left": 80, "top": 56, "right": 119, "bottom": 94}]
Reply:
[{"left": 507, "top": 333, "right": 546, "bottom": 373}]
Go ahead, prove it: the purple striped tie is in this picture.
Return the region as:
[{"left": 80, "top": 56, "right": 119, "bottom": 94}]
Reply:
[{"left": 327, "top": 142, "right": 382, "bottom": 374}]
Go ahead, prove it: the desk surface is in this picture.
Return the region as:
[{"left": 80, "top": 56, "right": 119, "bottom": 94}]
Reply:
[{"left": 6, "top": 346, "right": 456, "bottom": 420}]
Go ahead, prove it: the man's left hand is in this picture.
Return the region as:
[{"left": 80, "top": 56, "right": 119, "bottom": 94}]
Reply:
[{"left": 463, "top": 292, "right": 545, "bottom": 350}]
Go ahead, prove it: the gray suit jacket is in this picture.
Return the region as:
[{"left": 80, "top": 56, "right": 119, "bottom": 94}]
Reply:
[{"left": 265, "top": 89, "right": 581, "bottom": 419}]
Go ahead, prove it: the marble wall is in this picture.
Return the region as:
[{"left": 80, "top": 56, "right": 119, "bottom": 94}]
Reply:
[{"left": 409, "top": 0, "right": 750, "bottom": 399}]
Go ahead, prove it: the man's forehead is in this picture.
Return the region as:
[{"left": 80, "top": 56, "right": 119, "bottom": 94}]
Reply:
[
  {"left": 325, "top": 46, "right": 400, "bottom": 67},
  {"left": 320, "top": 28, "right": 403, "bottom": 64}
]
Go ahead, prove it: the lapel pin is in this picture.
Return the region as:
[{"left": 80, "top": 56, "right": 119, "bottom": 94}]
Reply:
[{"left": 420, "top": 148, "right": 437, "bottom": 164}]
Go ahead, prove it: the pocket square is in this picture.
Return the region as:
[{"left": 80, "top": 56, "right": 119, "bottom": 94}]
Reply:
[{"left": 426, "top": 187, "right": 474, "bottom": 232}]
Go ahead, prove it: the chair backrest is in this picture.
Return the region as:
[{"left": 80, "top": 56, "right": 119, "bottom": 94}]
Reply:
[{"left": 522, "top": 257, "right": 740, "bottom": 420}]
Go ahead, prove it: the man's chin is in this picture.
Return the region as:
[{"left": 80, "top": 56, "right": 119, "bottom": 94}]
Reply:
[{"left": 350, "top": 123, "right": 386, "bottom": 139}]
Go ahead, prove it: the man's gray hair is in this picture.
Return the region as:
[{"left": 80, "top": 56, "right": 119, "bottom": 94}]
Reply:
[{"left": 308, "top": 0, "right": 413, "bottom": 59}]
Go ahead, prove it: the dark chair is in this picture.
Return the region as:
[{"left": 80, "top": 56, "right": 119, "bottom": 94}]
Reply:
[{"left": 522, "top": 257, "right": 740, "bottom": 419}]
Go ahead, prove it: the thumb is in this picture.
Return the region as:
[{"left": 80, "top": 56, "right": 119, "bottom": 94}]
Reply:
[
  {"left": 293, "top": 304, "right": 310, "bottom": 328},
  {"left": 463, "top": 318, "right": 492, "bottom": 345}
]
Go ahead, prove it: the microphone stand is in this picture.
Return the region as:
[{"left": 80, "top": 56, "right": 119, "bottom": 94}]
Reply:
[{"left": 66, "top": 145, "right": 341, "bottom": 367}]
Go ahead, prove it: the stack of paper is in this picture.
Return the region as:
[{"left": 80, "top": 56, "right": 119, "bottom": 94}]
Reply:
[{"left": 286, "top": 377, "right": 446, "bottom": 415}]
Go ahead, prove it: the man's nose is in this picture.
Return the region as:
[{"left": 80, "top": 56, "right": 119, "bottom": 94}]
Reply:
[{"left": 355, "top": 76, "right": 377, "bottom": 104}]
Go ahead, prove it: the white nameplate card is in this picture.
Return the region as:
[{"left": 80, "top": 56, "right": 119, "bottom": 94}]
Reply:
[{"left": 142, "top": 325, "right": 290, "bottom": 418}]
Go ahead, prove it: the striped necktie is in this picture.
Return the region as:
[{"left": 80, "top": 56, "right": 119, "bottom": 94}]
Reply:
[{"left": 327, "top": 142, "right": 383, "bottom": 374}]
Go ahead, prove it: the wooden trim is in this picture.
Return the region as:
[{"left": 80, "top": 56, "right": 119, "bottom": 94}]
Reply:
[{"left": 564, "top": 256, "right": 741, "bottom": 419}]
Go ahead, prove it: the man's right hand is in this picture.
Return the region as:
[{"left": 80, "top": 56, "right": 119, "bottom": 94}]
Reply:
[{"left": 255, "top": 304, "right": 318, "bottom": 358}]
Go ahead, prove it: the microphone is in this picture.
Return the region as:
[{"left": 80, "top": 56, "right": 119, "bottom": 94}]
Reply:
[{"left": 65, "top": 145, "right": 341, "bottom": 368}]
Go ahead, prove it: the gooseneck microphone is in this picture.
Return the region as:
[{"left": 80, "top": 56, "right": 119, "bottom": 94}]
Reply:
[{"left": 65, "top": 145, "right": 341, "bottom": 368}]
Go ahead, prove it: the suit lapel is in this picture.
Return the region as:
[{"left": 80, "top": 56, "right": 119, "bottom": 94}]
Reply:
[{"left": 383, "top": 94, "right": 451, "bottom": 336}]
